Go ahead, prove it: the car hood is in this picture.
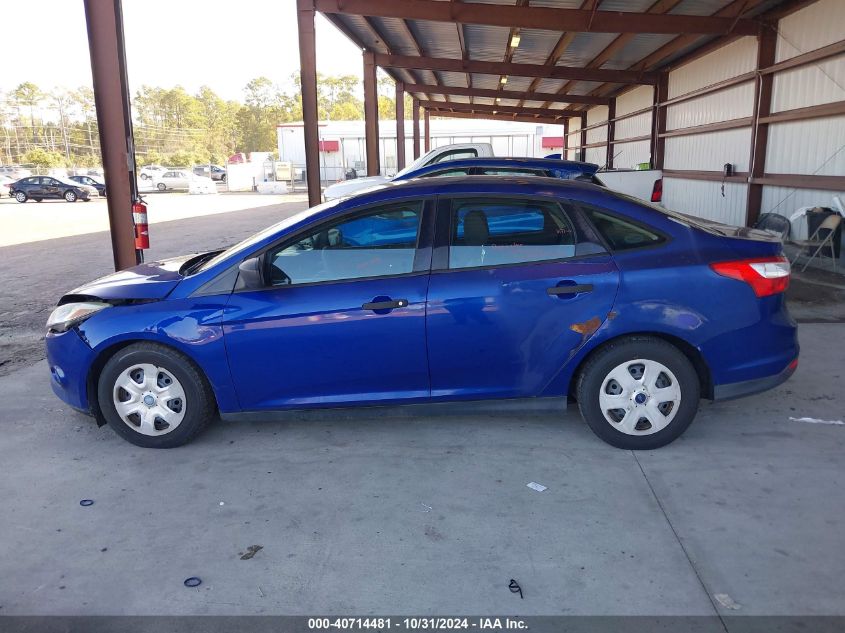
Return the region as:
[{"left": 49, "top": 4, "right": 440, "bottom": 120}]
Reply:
[
  {"left": 324, "top": 175, "right": 391, "bottom": 198},
  {"left": 67, "top": 254, "right": 194, "bottom": 301}
]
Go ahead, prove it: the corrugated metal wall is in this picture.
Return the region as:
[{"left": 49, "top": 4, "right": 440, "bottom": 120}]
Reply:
[
  {"left": 661, "top": 36, "right": 757, "bottom": 221},
  {"left": 761, "top": 0, "right": 845, "bottom": 227},
  {"left": 585, "top": 105, "right": 609, "bottom": 165},
  {"left": 565, "top": 116, "right": 581, "bottom": 161},
  {"left": 562, "top": 0, "right": 843, "bottom": 227},
  {"left": 614, "top": 85, "right": 653, "bottom": 169}
]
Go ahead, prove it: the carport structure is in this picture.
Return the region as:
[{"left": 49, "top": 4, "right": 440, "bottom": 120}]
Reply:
[{"left": 296, "top": 0, "right": 845, "bottom": 229}]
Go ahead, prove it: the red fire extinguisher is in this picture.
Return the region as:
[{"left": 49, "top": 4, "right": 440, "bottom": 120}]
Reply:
[{"left": 132, "top": 201, "right": 150, "bottom": 250}]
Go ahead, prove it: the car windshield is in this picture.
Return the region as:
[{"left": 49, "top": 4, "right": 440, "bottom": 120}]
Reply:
[
  {"left": 393, "top": 148, "right": 441, "bottom": 178},
  {"left": 194, "top": 197, "right": 345, "bottom": 274}
]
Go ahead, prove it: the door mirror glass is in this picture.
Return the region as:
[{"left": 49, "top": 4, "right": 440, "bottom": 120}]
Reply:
[{"left": 237, "top": 256, "right": 264, "bottom": 290}]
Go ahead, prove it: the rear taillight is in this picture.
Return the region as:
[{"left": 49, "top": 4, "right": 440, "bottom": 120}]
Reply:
[
  {"left": 710, "top": 256, "right": 790, "bottom": 297},
  {"left": 650, "top": 178, "right": 663, "bottom": 203}
]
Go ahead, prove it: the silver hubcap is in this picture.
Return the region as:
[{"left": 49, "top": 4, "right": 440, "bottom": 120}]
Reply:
[
  {"left": 599, "top": 359, "right": 681, "bottom": 436},
  {"left": 112, "top": 363, "right": 186, "bottom": 436},
  {"left": 66, "top": 192, "right": 75, "bottom": 201},
  {"left": 15, "top": 193, "right": 25, "bottom": 201}
]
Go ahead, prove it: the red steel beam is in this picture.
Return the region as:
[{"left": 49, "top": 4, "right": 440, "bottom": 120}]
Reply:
[
  {"left": 297, "top": 0, "right": 322, "bottom": 206},
  {"left": 746, "top": 24, "right": 778, "bottom": 227},
  {"left": 426, "top": 108, "right": 582, "bottom": 126},
  {"left": 363, "top": 50, "right": 380, "bottom": 176},
  {"left": 375, "top": 53, "right": 659, "bottom": 84},
  {"left": 396, "top": 81, "right": 406, "bottom": 170},
  {"left": 83, "top": 0, "right": 139, "bottom": 270},
  {"left": 416, "top": 99, "right": 578, "bottom": 118},
  {"left": 404, "top": 83, "right": 610, "bottom": 105},
  {"left": 412, "top": 98, "right": 421, "bottom": 159}
]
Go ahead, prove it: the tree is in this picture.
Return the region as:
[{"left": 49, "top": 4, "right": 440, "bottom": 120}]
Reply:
[
  {"left": 23, "top": 147, "right": 65, "bottom": 167},
  {"left": 11, "top": 82, "right": 43, "bottom": 148}
]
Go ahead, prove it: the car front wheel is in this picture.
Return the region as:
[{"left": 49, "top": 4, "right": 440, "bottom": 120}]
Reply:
[
  {"left": 157, "top": 183, "right": 167, "bottom": 191},
  {"left": 576, "top": 336, "right": 700, "bottom": 450},
  {"left": 97, "top": 343, "right": 216, "bottom": 448},
  {"left": 14, "top": 191, "right": 27, "bottom": 203},
  {"left": 64, "top": 190, "right": 77, "bottom": 202}
]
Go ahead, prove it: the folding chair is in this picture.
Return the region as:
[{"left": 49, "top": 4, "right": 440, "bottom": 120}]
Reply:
[
  {"left": 754, "top": 213, "right": 791, "bottom": 240},
  {"left": 790, "top": 214, "right": 842, "bottom": 272}
]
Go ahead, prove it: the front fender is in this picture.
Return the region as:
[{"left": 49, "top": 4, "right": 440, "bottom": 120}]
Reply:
[{"left": 77, "top": 297, "right": 240, "bottom": 413}]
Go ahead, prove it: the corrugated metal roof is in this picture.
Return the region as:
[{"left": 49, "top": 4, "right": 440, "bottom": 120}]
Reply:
[{"left": 328, "top": 0, "right": 790, "bottom": 116}]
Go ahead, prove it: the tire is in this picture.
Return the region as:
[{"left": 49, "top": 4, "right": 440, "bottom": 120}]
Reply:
[
  {"left": 34, "top": 197, "right": 43, "bottom": 202},
  {"left": 14, "top": 191, "right": 27, "bottom": 203},
  {"left": 97, "top": 343, "right": 216, "bottom": 448},
  {"left": 576, "top": 336, "right": 700, "bottom": 450},
  {"left": 64, "top": 190, "right": 77, "bottom": 202},
  {"left": 220, "top": 174, "right": 226, "bottom": 182},
  {"left": 157, "top": 182, "right": 167, "bottom": 191}
]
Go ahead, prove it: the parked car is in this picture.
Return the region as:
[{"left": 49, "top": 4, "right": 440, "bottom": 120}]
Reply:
[
  {"left": 0, "top": 165, "right": 32, "bottom": 180},
  {"left": 153, "top": 169, "right": 194, "bottom": 191},
  {"left": 0, "top": 174, "right": 14, "bottom": 197},
  {"left": 139, "top": 165, "right": 166, "bottom": 181},
  {"left": 10, "top": 175, "right": 97, "bottom": 203},
  {"left": 45, "top": 176, "right": 797, "bottom": 449},
  {"left": 393, "top": 157, "right": 602, "bottom": 183},
  {"left": 69, "top": 174, "right": 106, "bottom": 197},
  {"left": 193, "top": 165, "right": 227, "bottom": 181},
  {"left": 323, "top": 142, "right": 495, "bottom": 200}
]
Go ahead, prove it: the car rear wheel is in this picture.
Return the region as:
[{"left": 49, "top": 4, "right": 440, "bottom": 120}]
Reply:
[
  {"left": 34, "top": 197, "right": 43, "bottom": 202},
  {"left": 576, "top": 337, "right": 700, "bottom": 450},
  {"left": 64, "top": 190, "right": 77, "bottom": 202},
  {"left": 14, "top": 191, "right": 27, "bottom": 203},
  {"left": 157, "top": 183, "right": 167, "bottom": 191},
  {"left": 97, "top": 343, "right": 216, "bottom": 448}
]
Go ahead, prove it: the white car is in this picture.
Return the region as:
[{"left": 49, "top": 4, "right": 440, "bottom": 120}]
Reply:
[
  {"left": 139, "top": 165, "right": 166, "bottom": 181},
  {"left": 154, "top": 169, "right": 194, "bottom": 191},
  {"left": 0, "top": 174, "right": 14, "bottom": 197},
  {"left": 323, "top": 142, "right": 495, "bottom": 200}
]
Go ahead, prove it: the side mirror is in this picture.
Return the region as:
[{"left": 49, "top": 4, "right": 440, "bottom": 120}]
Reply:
[{"left": 236, "top": 256, "right": 264, "bottom": 290}]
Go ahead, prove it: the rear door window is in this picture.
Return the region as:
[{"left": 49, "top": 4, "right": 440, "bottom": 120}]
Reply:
[{"left": 447, "top": 198, "right": 577, "bottom": 269}]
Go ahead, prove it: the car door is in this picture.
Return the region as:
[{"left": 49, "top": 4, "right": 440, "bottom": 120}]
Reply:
[
  {"left": 425, "top": 195, "right": 619, "bottom": 399},
  {"left": 46, "top": 178, "right": 61, "bottom": 198},
  {"left": 222, "top": 198, "right": 434, "bottom": 410}
]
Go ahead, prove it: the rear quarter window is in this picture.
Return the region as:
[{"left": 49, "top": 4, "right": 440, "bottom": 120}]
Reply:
[{"left": 583, "top": 207, "right": 664, "bottom": 251}]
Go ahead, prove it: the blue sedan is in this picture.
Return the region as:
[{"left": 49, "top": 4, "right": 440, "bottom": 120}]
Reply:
[
  {"left": 392, "top": 156, "right": 601, "bottom": 183},
  {"left": 45, "top": 176, "right": 798, "bottom": 449}
]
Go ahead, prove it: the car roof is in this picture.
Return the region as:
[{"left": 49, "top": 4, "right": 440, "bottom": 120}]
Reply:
[{"left": 396, "top": 156, "right": 599, "bottom": 178}]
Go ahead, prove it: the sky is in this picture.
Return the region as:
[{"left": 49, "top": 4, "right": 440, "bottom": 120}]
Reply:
[{"left": 0, "top": 0, "right": 365, "bottom": 101}]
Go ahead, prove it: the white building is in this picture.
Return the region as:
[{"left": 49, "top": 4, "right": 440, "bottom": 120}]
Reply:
[{"left": 277, "top": 118, "right": 569, "bottom": 183}]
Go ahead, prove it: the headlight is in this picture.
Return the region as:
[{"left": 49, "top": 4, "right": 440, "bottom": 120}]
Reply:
[{"left": 46, "top": 302, "right": 110, "bottom": 333}]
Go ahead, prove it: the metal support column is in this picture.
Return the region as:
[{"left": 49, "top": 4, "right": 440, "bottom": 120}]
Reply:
[
  {"left": 579, "top": 113, "right": 587, "bottom": 162},
  {"left": 424, "top": 109, "right": 430, "bottom": 153},
  {"left": 651, "top": 73, "right": 669, "bottom": 170},
  {"left": 363, "top": 50, "right": 380, "bottom": 176},
  {"left": 412, "top": 99, "right": 421, "bottom": 159},
  {"left": 746, "top": 24, "right": 778, "bottom": 227},
  {"left": 563, "top": 119, "right": 568, "bottom": 158},
  {"left": 297, "top": 0, "right": 321, "bottom": 206},
  {"left": 83, "top": 0, "right": 139, "bottom": 271},
  {"left": 605, "top": 98, "right": 616, "bottom": 169},
  {"left": 395, "top": 81, "right": 406, "bottom": 171}
]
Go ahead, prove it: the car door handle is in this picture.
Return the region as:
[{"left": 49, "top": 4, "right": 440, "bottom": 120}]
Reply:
[
  {"left": 547, "top": 284, "right": 593, "bottom": 296},
  {"left": 362, "top": 298, "right": 409, "bottom": 311}
]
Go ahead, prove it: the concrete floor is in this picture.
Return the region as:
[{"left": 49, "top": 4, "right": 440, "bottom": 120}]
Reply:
[{"left": 0, "top": 324, "right": 843, "bottom": 617}]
